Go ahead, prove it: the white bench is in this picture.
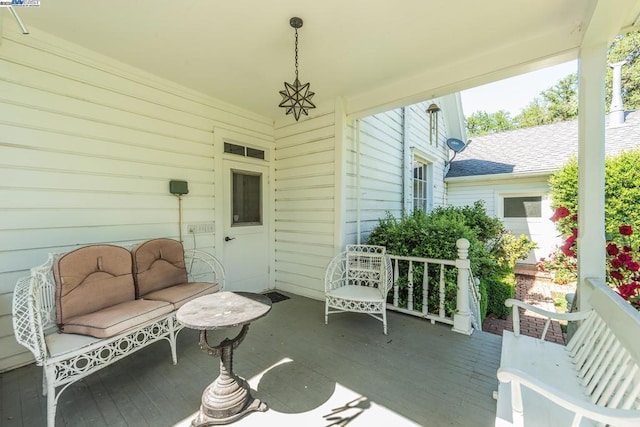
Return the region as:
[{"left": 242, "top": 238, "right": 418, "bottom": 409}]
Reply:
[
  {"left": 12, "top": 241, "right": 225, "bottom": 427},
  {"left": 495, "top": 282, "right": 640, "bottom": 426}
]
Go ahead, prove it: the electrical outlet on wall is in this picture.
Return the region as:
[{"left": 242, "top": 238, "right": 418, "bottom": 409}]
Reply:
[{"left": 187, "top": 223, "right": 214, "bottom": 234}]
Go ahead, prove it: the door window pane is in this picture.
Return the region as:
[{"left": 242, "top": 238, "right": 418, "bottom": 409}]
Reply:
[
  {"left": 232, "top": 171, "right": 261, "bottom": 225},
  {"left": 503, "top": 196, "right": 542, "bottom": 218}
]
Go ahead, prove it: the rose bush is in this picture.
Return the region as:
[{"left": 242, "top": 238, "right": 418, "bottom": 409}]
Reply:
[{"left": 539, "top": 206, "right": 640, "bottom": 309}]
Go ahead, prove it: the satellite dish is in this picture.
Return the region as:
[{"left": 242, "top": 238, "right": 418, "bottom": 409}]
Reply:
[{"left": 446, "top": 138, "right": 467, "bottom": 153}]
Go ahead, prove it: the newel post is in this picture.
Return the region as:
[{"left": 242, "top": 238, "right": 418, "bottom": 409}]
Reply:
[{"left": 452, "top": 238, "right": 473, "bottom": 335}]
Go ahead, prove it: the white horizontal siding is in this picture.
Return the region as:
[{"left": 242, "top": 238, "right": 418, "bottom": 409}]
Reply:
[
  {"left": 346, "top": 100, "right": 451, "bottom": 243},
  {"left": 0, "top": 24, "right": 273, "bottom": 372},
  {"left": 274, "top": 112, "right": 336, "bottom": 300},
  {"left": 346, "top": 109, "right": 404, "bottom": 243},
  {"left": 405, "top": 102, "right": 450, "bottom": 208}
]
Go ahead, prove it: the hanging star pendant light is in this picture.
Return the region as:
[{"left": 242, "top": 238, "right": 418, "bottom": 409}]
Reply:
[{"left": 279, "top": 17, "right": 316, "bottom": 121}]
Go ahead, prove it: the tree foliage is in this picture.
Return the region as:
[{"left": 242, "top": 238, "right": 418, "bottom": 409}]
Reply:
[
  {"left": 466, "top": 110, "right": 515, "bottom": 137},
  {"left": 515, "top": 74, "right": 578, "bottom": 128}
]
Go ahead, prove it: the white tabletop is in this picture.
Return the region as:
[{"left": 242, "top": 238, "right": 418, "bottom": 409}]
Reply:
[{"left": 176, "top": 291, "right": 272, "bottom": 330}]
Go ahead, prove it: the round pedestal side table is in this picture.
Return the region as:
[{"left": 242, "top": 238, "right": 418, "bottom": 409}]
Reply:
[{"left": 176, "top": 291, "right": 272, "bottom": 426}]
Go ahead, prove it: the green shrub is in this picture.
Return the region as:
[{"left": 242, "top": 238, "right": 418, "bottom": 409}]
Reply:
[
  {"left": 367, "top": 202, "right": 531, "bottom": 320},
  {"left": 478, "top": 279, "right": 489, "bottom": 323},
  {"left": 550, "top": 150, "right": 640, "bottom": 248},
  {"left": 484, "top": 268, "right": 516, "bottom": 319},
  {"left": 368, "top": 210, "right": 475, "bottom": 317}
]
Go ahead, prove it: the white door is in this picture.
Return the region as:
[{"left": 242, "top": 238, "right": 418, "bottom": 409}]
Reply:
[{"left": 222, "top": 159, "right": 270, "bottom": 292}]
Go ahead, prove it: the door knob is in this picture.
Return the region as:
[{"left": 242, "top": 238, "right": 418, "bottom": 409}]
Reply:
[{"left": 225, "top": 236, "right": 235, "bottom": 242}]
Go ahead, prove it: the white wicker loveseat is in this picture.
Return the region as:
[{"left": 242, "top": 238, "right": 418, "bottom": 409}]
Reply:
[
  {"left": 495, "top": 282, "right": 640, "bottom": 426},
  {"left": 12, "top": 238, "right": 225, "bottom": 427}
]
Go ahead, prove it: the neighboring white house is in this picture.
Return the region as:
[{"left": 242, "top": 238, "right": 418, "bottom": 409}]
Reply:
[{"left": 446, "top": 109, "right": 640, "bottom": 264}]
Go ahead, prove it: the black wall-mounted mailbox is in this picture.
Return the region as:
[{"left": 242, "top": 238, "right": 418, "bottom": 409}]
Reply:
[{"left": 169, "top": 180, "right": 189, "bottom": 195}]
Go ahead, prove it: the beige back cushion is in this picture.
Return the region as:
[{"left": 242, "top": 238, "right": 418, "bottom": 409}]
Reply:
[
  {"left": 132, "top": 238, "right": 188, "bottom": 297},
  {"left": 54, "top": 245, "right": 135, "bottom": 326}
]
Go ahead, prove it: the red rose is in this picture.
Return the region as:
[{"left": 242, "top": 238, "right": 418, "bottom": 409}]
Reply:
[
  {"left": 617, "top": 283, "right": 640, "bottom": 299},
  {"left": 618, "top": 253, "right": 632, "bottom": 263},
  {"left": 611, "top": 258, "right": 624, "bottom": 268},
  {"left": 550, "top": 207, "right": 571, "bottom": 222},
  {"left": 619, "top": 225, "right": 633, "bottom": 236},
  {"left": 624, "top": 246, "right": 633, "bottom": 253},
  {"left": 570, "top": 214, "right": 578, "bottom": 221},
  {"left": 571, "top": 228, "right": 578, "bottom": 238},
  {"left": 607, "top": 243, "right": 620, "bottom": 256},
  {"left": 627, "top": 261, "right": 640, "bottom": 272},
  {"left": 618, "top": 284, "right": 633, "bottom": 299},
  {"left": 610, "top": 271, "right": 625, "bottom": 281},
  {"left": 561, "top": 245, "right": 576, "bottom": 257}
]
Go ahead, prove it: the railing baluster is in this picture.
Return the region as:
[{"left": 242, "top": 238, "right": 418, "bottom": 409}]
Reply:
[
  {"left": 439, "top": 264, "right": 445, "bottom": 318},
  {"left": 408, "top": 261, "right": 414, "bottom": 311},
  {"left": 393, "top": 258, "right": 399, "bottom": 307},
  {"left": 384, "top": 240, "right": 476, "bottom": 335},
  {"left": 422, "top": 261, "right": 429, "bottom": 314}
]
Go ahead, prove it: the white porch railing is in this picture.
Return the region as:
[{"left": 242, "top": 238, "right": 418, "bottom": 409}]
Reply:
[{"left": 386, "top": 238, "right": 481, "bottom": 335}]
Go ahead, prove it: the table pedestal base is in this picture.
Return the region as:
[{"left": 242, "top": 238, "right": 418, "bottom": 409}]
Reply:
[{"left": 192, "top": 326, "right": 268, "bottom": 426}]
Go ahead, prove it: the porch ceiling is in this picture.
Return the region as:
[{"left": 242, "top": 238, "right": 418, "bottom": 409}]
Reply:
[{"left": 10, "top": 0, "right": 640, "bottom": 120}]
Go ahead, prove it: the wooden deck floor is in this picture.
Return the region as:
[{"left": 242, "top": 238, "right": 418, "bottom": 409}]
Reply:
[{"left": 1, "top": 292, "right": 502, "bottom": 427}]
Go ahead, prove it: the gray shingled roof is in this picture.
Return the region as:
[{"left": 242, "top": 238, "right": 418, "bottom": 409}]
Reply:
[{"left": 446, "top": 110, "right": 640, "bottom": 178}]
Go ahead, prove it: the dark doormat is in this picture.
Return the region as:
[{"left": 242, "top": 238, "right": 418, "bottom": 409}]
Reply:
[{"left": 263, "top": 291, "right": 290, "bottom": 303}]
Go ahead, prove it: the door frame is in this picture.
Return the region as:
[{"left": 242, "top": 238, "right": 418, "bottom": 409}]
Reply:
[{"left": 214, "top": 128, "right": 274, "bottom": 289}]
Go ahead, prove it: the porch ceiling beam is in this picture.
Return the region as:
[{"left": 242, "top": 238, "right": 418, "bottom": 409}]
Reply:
[
  {"left": 581, "top": 0, "right": 640, "bottom": 47},
  {"left": 344, "top": 27, "right": 579, "bottom": 120}
]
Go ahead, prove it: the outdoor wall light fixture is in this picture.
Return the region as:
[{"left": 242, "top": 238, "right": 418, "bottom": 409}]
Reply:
[
  {"left": 426, "top": 103, "right": 441, "bottom": 146},
  {"left": 279, "top": 17, "right": 316, "bottom": 121}
]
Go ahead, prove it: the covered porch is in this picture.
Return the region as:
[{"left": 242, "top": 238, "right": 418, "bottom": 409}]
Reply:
[
  {"left": 2, "top": 1, "right": 640, "bottom": 425},
  {"left": 2, "top": 292, "right": 501, "bottom": 427}
]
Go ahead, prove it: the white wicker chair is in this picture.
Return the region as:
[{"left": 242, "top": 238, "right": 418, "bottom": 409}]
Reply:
[{"left": 324, "top": 245, "right": 393, "bottom": 334}]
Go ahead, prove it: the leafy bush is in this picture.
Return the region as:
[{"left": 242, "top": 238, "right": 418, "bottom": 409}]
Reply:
[
  {"left": 484, "top": 268, "right": 516, "bottom": 319},
  {"left": 367, "top": 202, "right": 534, "bottom": 320},
  {"left": 549, "top": 150, "right": 640, "bottom": 249},
  {"left": 368, "top": 209, "right": 477, "bottom": 317},
  {"left": 478, "top": 279, "right": 489, "bottom": 322}
]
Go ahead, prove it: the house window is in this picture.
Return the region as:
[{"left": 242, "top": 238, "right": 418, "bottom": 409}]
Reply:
[
  {"left": 413, "top": 159, "right": 431, "bottom": 211},
  {"left": 224, "top": 142, "right": 265, "bottom": 160},
  {"left": 503, "top": 196, "right": 542, "bottom": 218}
]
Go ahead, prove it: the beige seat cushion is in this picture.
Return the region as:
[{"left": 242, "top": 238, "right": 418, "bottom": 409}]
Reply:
[
  {"left": 54, "top": 245, "right": 135, "bottom": 327},
  {"left": 62, "top": 299, "right": 173, "bottom": 338},
  {"left": 143, "top": 281, "right": 221, "bottom": 309},
  {"left": 132, "top": 238, "right": 188, "bottom": 297}
]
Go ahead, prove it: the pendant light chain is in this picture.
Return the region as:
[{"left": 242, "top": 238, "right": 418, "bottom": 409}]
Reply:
[{"left": 294, "top": 28, "right": 299, "bottom": 81}]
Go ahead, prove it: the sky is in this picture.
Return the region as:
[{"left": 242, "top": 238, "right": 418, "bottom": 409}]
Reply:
[{"left": 461, "top": 60, "right": 578, "bottom": 117}]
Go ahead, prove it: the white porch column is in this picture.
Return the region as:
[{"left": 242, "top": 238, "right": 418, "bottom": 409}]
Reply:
[{"left": 576, "top": 44, "right": 607, "bottom": 310}]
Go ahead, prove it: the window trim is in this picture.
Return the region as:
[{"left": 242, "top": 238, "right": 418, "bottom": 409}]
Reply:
[
  {"left": 411, "top": 148, "right": 435, "bottom": 212},
  {"left": 497, "top": 191, "right": 546, "bottom": 221}
]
